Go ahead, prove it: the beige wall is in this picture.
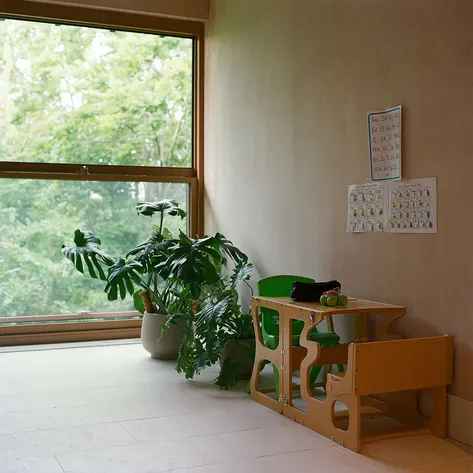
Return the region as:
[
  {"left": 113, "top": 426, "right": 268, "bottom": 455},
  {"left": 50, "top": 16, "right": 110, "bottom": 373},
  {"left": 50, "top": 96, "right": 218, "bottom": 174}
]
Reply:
[
  {"left": 24, "top": 0, "right": 210, "bottom": 20},
  {"left": 205, "top": 0, "right": 473, "bottom": 409}
]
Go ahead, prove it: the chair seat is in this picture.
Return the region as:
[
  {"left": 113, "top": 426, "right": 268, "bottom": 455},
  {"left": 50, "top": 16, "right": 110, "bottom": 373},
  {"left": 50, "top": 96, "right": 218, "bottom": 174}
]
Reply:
[{"left": 264, "top": 330, "right": 340, "bottom": 350}]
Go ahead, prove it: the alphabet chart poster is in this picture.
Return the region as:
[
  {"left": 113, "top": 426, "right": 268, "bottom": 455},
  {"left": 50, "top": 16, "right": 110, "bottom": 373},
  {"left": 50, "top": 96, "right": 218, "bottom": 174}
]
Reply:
[
  {"left": 347, "top": 182, "right": 388, "bottom": 233},
  {"left": 388, "top": 178, "right": 437, "bottom": 233},
  {"left": 368, "top": 105, "right": 401, "bottom": 181}
]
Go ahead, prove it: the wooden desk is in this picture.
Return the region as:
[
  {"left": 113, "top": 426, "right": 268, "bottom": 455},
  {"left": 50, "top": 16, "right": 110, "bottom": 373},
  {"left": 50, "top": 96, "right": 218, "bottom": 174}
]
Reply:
[{"left": 250, "top": 296, "right": 406, "bottom": 420}]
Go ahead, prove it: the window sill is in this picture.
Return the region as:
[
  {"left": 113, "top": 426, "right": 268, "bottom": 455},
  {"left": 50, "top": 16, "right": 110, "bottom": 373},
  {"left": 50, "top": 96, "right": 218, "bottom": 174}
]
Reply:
[{"left": 0, "top": 314, "right": 142, "bottom": 346}]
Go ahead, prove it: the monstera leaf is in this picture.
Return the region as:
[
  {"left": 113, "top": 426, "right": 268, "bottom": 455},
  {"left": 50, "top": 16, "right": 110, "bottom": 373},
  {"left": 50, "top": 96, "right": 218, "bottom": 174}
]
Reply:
[
  {"left": 105, "top": 258, "right": 143, "bottom": 301},
  {"left": 194, "top": 293, "right": 234, "bottom": 329},
  {"left": 160, "top": 232, "right": 223, "bottom": 297},
  {"left": 136, "top": 199, "right": 186, "bottom": 219},
  {"left": 127, "top": 230, "right": 176, "bottom": 270},
  {"left": 215, "top": 357, "right": 240, "bottom": 389},
  {"left": 127, "top": 230, "right": 164, "bottom": 257},
  {"left": 61, "top": 230, "right": 115, "bottom": 280},
  {"left": 230, "top": 261, "right": 254, "bottom": 288},
  {"left": 214, "top": 233, "right": 248, "bottom": 266}
]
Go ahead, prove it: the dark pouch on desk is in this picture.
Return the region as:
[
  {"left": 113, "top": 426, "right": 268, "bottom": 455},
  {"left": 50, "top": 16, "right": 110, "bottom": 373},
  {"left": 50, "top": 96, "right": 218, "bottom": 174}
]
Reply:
[{"left": 290, "top": 280, "right": 341, "bottom": 302}]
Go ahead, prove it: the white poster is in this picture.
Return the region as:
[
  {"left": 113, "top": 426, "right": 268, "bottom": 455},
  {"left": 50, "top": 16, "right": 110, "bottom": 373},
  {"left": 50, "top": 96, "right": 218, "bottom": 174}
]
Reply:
[
  {"left": 368, "top": 105, "right": 401, "bottom": 181},
  {"left": 348, "top": 178, "right": 437, "bottom": 234},
  {"left": 387, "top": 178, "right": 437, "bottom": 233},
  {"left": 347, "top": 182, "right": 388, "bottom": 233}
]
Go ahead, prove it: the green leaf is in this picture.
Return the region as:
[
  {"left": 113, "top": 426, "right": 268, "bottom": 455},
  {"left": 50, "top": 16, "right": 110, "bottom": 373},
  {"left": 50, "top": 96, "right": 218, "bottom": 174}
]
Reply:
[
  {"left": 195, "top": 295, "right": 233, "bottom": 328},
  {"left": 215, "top": 357, "right": 240, "bottom": 389},
  {"left": 214, "top": 233, "right": 248, "bottom": 266},
  {"left": 83, "top": 254, "right": 97, "bottom": 279},
  {"left": 163, "top": 232, "right": 224, "bottom": 297},
  {"left": 162, "top": 227, "right": 173, "bottom": 240},
  {"left": 107, "top": 283, "right": 118, "bottom": 301},
  {"left": 118, "top": 278, "right": 126, "bottom": 299},
  {"left": 136, "top": 199, "right": 186, "bottom": 219},
  {"left": 74, "top": 230, "right": 101, "bottom": 247},
  {"left": 61, "top": 230, "right": 115, "bottom": 280},
  {"left": 127, "top": 231, "right": 177, "bottom": 278},
  {"left": 3, "top": 267, "right": 22, "bottom": 277},
  {"left": 230, "top": 262, "right": 254, "bottom": 288},
  {"left": 124, "top": 276, "right": 135, "bottom": 296},
  {"left": 127, "top": 230, "right": 164, "bottom": 257},
  {"left": 91, "top": 255, "right": 107, "bottom": 280},
  {"left": 104, "top": 258, "right": 143, "bottom": 301},
  {"left": 176, "top": 317, "right": 197, "bottom": 379},
  {"left": 133, "top": 290, "right": 145, "bottom": 314}
]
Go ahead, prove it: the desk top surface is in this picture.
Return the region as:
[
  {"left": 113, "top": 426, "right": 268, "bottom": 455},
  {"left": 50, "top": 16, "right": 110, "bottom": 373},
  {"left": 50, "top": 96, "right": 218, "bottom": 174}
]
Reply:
[{"left": 253, "top": 296, "right": 405, "bottom": 315}]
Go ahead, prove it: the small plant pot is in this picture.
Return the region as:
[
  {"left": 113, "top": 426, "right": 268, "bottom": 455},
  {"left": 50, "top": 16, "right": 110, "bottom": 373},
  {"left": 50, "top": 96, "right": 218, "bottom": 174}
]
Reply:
[
  {"left": 141, "top": 312, "right": 185, "bottom": 360},
  {"left": 220, "top": 339, "right": 255, "bottom": 379}
]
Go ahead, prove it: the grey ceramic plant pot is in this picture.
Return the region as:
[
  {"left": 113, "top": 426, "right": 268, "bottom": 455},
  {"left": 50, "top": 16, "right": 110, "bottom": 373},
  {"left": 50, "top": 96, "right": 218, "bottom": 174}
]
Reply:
[
  {"left": 220, "top": 339, "right": 256, "bottom": 379},
  {"left": 141, "top": 312, "right": 185, "bottom": 360}
]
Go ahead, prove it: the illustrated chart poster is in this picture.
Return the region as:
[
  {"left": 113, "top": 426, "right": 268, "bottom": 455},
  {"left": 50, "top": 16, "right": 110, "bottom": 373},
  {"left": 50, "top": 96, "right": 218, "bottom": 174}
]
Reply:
[
  {"left": 368, "top": 105, "right": 401, "bottom": 181},
  {"left": 388, "top": 178, "right": 437, "bottom": 233},
  {"left": 347, "top": 178, "right": 437, "bottom": 234},
  {"left": 347, "top": 182, "right": 388, "bottom": 233}
]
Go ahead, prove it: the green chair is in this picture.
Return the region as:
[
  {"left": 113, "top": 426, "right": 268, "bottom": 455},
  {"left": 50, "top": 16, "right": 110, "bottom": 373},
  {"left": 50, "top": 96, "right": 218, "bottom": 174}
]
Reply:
[{"left": 254, "top": 275, "right": 343, "bottom": 398}]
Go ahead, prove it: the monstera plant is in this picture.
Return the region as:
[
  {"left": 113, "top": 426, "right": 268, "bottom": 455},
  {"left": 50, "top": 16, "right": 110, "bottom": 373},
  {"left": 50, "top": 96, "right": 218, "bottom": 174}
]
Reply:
[
  {"left": 163, "top": 231, "right": 255, "bottom": 388},
  {"left": 62, "top": 199, "right": 187, "bottom": 315},
  {"left": 61, "top": 199, "right": 255, "bottom": 389}
]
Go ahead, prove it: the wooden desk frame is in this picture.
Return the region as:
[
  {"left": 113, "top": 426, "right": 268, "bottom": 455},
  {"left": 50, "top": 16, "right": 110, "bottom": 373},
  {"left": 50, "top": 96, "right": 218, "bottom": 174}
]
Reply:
[{"left": 249, "top": 296, "right": 445, "bottom": 451}]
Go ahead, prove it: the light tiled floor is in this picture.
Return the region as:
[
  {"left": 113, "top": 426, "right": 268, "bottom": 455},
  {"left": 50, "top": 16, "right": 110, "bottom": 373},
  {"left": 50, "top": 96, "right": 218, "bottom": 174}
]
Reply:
[{"left": 0, "top": 343, "right": 471, "bottom": 473}]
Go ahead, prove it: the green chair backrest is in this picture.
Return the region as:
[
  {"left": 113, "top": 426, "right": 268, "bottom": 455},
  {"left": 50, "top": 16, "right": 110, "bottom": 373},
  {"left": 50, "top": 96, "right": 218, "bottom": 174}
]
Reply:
[{"left": 257, "top": 275, "right": 315, "bottom": 338}]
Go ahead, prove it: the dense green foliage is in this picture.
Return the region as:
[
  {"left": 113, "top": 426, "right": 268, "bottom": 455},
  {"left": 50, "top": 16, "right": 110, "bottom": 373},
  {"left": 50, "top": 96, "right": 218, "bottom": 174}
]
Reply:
[
  {"left": 163, "top": 233, "right": 255, "bottom": 389},
  {"left": 62, "top": 199, "right": 188, "bottom": 314},
  {"left": 0, "top": 19, "right": 192, "bottom": 317},
  {"left": 63, "top": 200, "right": 255, "bottom": 389}
]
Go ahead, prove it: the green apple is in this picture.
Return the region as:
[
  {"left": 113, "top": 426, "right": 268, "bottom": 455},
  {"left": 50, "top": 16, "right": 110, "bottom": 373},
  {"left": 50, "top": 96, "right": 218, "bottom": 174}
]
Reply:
[{"left": 326, "top": 295, "right": 338, "bottom": 307}]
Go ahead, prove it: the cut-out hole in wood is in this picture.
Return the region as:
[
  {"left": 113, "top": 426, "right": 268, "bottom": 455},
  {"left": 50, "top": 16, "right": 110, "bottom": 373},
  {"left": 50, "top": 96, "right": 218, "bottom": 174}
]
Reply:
[
  {"left": 255, "top": 359, "right": 280, "bottom": 400},
  {"left": 259, "top": 308, "right": 280, "bottom": 351},
  {"left": 308, "top": 363, "right": 327, "bottom": 399},
  {"left": 290, "top": 318, "right": 331, "bottom": 400},
  {"left": 332, "top": 400, "right": 349, "bottom": 431}
]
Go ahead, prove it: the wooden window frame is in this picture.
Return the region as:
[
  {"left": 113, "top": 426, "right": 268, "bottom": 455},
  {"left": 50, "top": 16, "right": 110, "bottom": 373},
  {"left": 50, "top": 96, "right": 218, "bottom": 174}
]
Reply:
[{"left": 0, "top": 0, "right": 205, "bottom": 345}]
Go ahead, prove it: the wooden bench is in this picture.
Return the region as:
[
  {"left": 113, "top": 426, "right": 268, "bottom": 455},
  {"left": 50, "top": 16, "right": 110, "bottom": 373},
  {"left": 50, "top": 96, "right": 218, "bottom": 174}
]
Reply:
[{"left": 324, "top": 336, "right": 454, "bottom": 452}]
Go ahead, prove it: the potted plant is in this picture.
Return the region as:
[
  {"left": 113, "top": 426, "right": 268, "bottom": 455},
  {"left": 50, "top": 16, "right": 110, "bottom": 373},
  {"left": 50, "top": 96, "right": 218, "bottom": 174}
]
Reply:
[
  {"left": 219, "top": 307, "right": 255, "bottom": 381},
  {"left": 159, "top": 231, "right": 255, "bottom": 388},
  {"left": 61, "top": 199, "right": 189, "bottom": 359},
  {"left": 62, "top": 199, "right": 256, "bottom": 388}
]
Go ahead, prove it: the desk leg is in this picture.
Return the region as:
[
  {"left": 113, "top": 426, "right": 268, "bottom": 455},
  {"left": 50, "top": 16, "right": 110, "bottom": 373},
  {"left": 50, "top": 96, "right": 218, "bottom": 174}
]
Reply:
[
  {"left": 279, "top": 304, "right": 292, "bottom": 407},
  {"left": 250, "top": 301, "right": 283, "bottom": 414}
]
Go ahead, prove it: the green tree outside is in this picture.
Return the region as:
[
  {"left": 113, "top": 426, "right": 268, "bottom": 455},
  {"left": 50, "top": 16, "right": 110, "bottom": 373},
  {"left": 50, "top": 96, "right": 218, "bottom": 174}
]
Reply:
[{"left": 0, "top": 19, "right": 192, "bottom": 317}]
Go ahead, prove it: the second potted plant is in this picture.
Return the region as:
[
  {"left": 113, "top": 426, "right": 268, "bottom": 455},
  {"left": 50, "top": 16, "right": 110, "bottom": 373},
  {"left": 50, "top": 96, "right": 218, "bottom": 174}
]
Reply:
[{"left": 159, "top": 230, "right": 255, "bottom": 388}]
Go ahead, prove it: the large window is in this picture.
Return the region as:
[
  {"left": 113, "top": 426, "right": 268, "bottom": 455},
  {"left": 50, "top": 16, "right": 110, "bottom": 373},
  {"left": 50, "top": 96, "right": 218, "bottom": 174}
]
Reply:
[
  {"left": 1, "top": 179, "right": 188, "bottom": 317},
  {"left": 0, "top": 19, "right": 193, "bottom": 168},
  {"left": 0, "top": 7, "right": 203, "bottom": 344}
]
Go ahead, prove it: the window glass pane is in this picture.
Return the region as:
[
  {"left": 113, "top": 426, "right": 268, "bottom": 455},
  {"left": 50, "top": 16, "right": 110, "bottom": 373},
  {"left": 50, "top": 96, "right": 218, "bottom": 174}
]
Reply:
[
  {"left": 0, "top": 179, "right": 188, "bottom": 317},
  {"left": 0, "top": 19, "right": 193, "bottom": 167}
]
